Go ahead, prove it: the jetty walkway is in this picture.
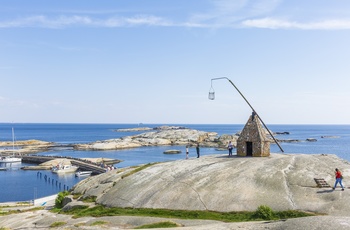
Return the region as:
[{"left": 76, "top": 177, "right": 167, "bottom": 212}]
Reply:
[{"left": 22, "top": 155, "right": 121, "bottom": 175}]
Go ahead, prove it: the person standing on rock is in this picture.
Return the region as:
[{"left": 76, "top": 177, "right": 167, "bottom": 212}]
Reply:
[
  {"left": 196, "top": 143, "right": 200, "bottom": 158},
  {"left": 333, "top": 168, "right": 345, "bottom": 191},
  {"left": 186, "top": 145, "right": 189, "bottom": 159},
  {"left": 228, "top": 141, "right": 233, "bottom": 157}
]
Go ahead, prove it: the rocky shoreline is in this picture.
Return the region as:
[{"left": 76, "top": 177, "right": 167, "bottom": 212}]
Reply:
[
  {"left": 73, "top": 126, "right": 325, "bottom": 151},
  {"left": 0, "top": 126, "right": 332, "bottom": 155}
]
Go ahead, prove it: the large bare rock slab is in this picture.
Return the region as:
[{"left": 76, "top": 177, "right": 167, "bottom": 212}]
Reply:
[{"left": 72, "top": 153, "right": 350, "bottom": 216}]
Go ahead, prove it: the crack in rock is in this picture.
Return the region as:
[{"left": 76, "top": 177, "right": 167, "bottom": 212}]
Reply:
[
  {"left": 282, "top": 156, "right": 297, "bottom": 209},
  {"left": 180, "top": 181, "right": 208, "bottom": 210}
]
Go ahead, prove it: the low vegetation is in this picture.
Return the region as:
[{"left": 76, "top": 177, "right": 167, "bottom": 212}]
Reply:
[
  {"left": 51, "top": 187, "right": 316, "bottom": 224},
  {"left": 135, "top": 221, "right": 181, "bottom": 229},
  {"left": 55, "top": 191, "right": 70, "bottom": 208},
  {"left": 121, "top": 162, "right": 159, "bottom": 179},
  {"left": 90, "top": 220, "right": 109, "bottom": 226},
  {"left": 50, "top": 221, "right": 66, "bottom": 228},
  {"left": 80, "top": 196, "right": 97, "bottom": 203},
  {"left": 0, "top": 207, "right": 44, "bottom": 216},
  {"left": 59, "top": 205, "right": 315, "bottom": 222}
]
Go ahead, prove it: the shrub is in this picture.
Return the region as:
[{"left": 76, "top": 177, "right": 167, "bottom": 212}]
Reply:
[
  {"left": 55, "top": 191, "right": 70, "bottom": 208},
  {"left": 254, "top": 205, "right": 275, "bottom": 220}
]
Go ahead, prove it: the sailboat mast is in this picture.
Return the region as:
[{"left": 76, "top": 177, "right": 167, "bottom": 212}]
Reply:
[{"left": 12, "top": 127, "right": 15, "bottom": 153}]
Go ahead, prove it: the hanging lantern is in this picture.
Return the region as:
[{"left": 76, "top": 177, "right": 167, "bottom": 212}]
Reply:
[
  {"left": 208, "top": 91, "right": 215, "bottom": 100},
  {"left": 208, "top": 83, "right": 215, "bottom": 100}
]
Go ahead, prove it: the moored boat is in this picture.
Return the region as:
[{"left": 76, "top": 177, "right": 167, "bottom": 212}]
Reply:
[
  {"left": 75, "top": 171, "right": 92, "bottom": 177},
  {"left": 0, "top": 127, "right": 22, "bottom": 163},
  {"left": 0, "top": 156, "right": 22, "bottom": 163},
  {"left": 52, "top": 164, "right": 79, "bottom": 174}
]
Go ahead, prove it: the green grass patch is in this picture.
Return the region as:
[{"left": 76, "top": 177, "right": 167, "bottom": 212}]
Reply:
[
  {"left": 90, "top": 220, "right": 109, "bottom": 226},
  {"left": 59, "top": 205, "right": 315, "bottom": 222},
  {"left": 72, "top": 193, "right": 82, "bottom": 200},
  {"left": 135, "top": 221, "right": 181, "bottom": 229},
  {"left": 50, "top": 221, "right": 66, "bottom": 228},
  {"left": 0, "top": 207, "right": 44, "bottom": 216},
  {"left": 74, "top": 222, "right": 86, "bottom": 227},
  {"left": 121, "top": 163, "right": 159, "bottom": 179},
  {"left": 80, "top": 196, "right": 97, "bottom": 203}
]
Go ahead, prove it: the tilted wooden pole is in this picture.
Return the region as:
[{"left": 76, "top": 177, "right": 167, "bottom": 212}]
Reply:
[{"left": 211, "top": 77, "right": 284, "bottom": 152}]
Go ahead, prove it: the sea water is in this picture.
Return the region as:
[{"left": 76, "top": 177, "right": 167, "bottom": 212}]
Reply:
[{"left": 0, "top": 123, "right": 349, "bottom": 202}]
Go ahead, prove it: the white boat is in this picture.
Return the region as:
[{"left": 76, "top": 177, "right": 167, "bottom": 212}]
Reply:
[
  {"left": 75, "top": 171, "right": 92, "bottom": 177},
  {"left": 0, "top": 156, "right": 21, "bottom": 163},
  {"left": 52, "top": 164, "right": 79, "bottom": 174},
  {"left": 0, "top": 127, "right": 22, "bottom": 163}
]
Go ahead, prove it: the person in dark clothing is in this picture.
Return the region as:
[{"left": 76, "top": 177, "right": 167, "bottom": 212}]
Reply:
[
  {"left": 196, "top": 143, "right": 200, "bottom": 158},
  {"left": 228, "top": 141, "right": 233, "bottom": 156}
]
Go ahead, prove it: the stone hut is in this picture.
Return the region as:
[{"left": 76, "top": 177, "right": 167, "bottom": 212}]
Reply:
[{"left": 237, "top": 112, "right": 270, "bottom": 157}]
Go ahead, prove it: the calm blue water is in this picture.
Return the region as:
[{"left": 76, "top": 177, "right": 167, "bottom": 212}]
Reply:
[{"left": 0, "top": 123, "right": 349, "bottom": 202}]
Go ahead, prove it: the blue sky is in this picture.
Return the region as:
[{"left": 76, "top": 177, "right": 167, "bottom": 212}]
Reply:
[{"left": 1, "top": 0, "right": 350, "bottom": 124}]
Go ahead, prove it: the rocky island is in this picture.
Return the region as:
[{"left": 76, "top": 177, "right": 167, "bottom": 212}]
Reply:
[
  {"left": 0, "top": 139, "right": 54, "bottom": 155},
  {"left": 74, "top": 127, "right": 238, "bottom": 150}
]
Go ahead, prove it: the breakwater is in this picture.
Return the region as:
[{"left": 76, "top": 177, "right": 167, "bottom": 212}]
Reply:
[{"left": 22, "top": 155, "right": 121, "bottom": 175}]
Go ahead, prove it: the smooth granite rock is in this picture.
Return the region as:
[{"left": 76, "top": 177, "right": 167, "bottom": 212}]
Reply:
[{"left": 72, "top": 153, "right": 350, "bottom": 216}]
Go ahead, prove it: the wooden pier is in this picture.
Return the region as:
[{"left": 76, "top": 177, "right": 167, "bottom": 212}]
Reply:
[{"left": 22, "top": 155, "right": 121, "bottom": 175}]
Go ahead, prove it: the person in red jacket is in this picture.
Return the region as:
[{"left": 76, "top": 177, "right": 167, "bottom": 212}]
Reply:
[{"left": 333, "top": 168, "right": 345, "bottom": 191}]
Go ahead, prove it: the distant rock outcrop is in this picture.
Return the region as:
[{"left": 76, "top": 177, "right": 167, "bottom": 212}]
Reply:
[
  {"left": 74, "top": 126, "right": 317, "bottom": 151},
  {"left": 163, "top": 150, "right": 182, "bottom": 154},
  {"left": 115, "top": 126, "right": 187, "bottom": 132},
  {"left": 115, "top": 127, "right": 153, "bottom": 132},
  {"left": 274, "top": 131, "right": 290, "bottom": 135},
  {"left": 71, "top": 153, "right": 350, "bottom": 216},
  {"left": 321, "top": 136, "right": 340, "bottom": 139},
  {"left": 306, "top": 138, "right": 317, "bottom": 142},
  {"left": 74, "top": 128, "right": 238, "bottom": 150},
  {"left": 0, "top": 139, "right": 53, "bottom": 155}
]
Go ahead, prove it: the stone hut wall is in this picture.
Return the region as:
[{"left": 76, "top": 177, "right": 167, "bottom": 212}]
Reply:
[{"left": 237, "top": 114, "right": 270, "bottom": 157}]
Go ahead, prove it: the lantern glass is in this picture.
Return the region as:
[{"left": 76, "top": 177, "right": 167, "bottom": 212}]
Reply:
[{"left": 208, "top": 92, "right": 215, "bottom": 100}]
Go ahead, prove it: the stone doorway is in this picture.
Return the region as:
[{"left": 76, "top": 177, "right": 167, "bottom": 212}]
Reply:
[{"left": 246, "top": 142, "right": 253, "bottom": 156}]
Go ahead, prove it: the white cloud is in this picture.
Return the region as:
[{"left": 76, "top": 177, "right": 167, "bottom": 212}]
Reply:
[
  {"left": 0, "top": 15, "right": 172, "bottom": 28},
  {"left": 1, "top": 0, "right": 350, "bottom": 30},
  {"left": 242, "top": 18, "right": 350, "bottom": 30},
  {"left": 105, "top": 15, "right": 172, "bottom": 27}
]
